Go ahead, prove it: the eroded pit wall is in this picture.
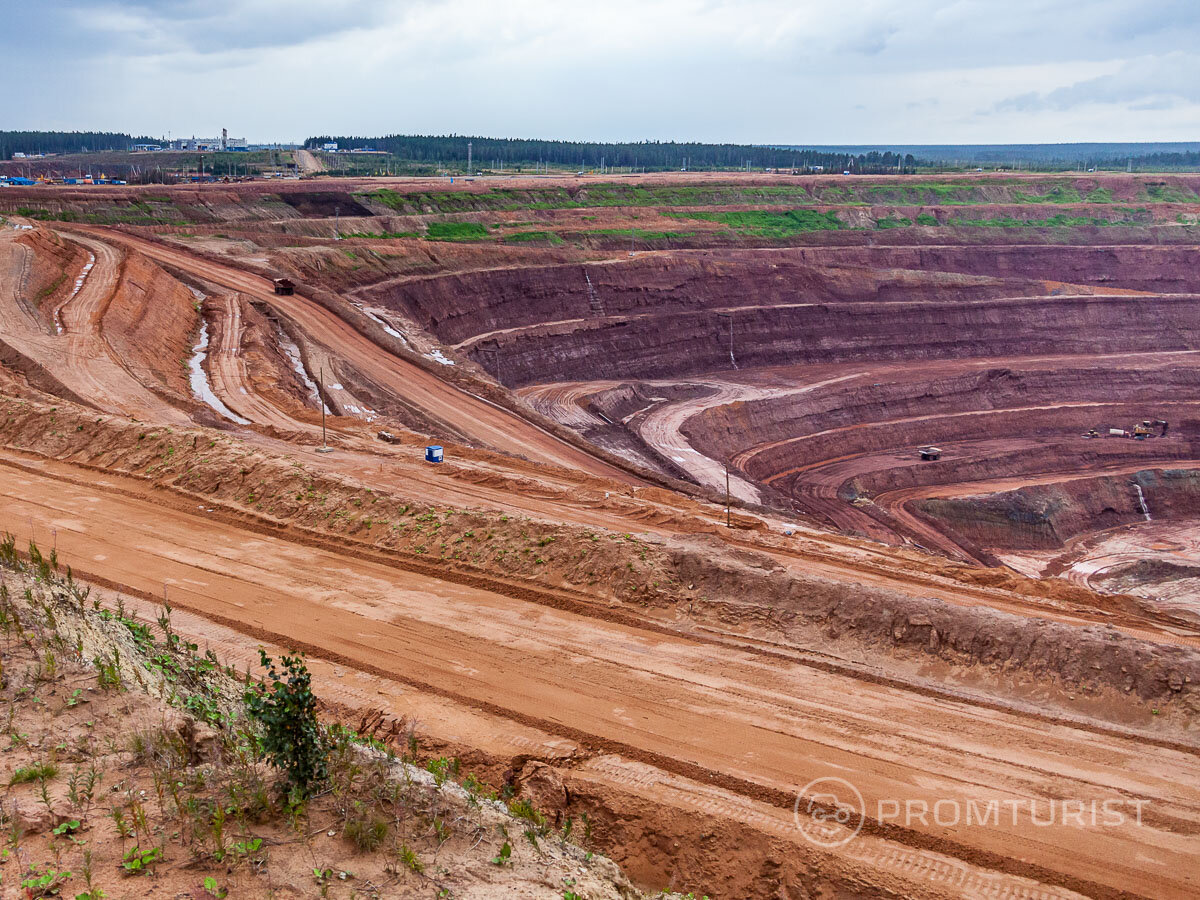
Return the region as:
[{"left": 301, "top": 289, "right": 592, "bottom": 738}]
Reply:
[
  {"left": 365, "top": 256, "right": 1200, "bottom": 387},
  {"left": 493, "top": 293, "right": 1200, "bottom": 386},
  {"left": 363, "top": 253, "right": 1043, "bottom": 362},
  {"left": 788, "top": 242, "right": 1200, "bottom": 294},
  {"left": 683, "top": 367, "right": 1200, "bottom": 482},
  {"left": 692, "top": 367, "right": 1200, "bottom": 458},
  {"left": 101, "top": 250, "right": 200, "bottom": 397},
  {"left": 912, "top": 468, "right": 1200, "bottom": 551}
]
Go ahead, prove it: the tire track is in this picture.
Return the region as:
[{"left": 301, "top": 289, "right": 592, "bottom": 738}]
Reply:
[{"left": 2, "top": 448, "right": 1196, "bottom": 752}]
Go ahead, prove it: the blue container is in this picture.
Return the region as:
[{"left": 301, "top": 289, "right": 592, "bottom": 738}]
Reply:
[{"left": 425, "top": 445, "right": 444, "bottom": 463}]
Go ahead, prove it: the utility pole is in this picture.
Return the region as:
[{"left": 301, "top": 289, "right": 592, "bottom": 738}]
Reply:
[
  {"left": 725, "top": 463, "right": 731, "bottom": 527},
  {"left": 316, "top": 364, "right": 333, "bottom": 453},
  {"left": 467, "top": 141, "right": 472, "bottom": 174}
]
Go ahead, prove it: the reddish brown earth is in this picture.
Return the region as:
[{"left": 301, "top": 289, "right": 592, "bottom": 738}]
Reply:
[{"left": 3, "top": 173, "right": 1200, "bottom": 898}]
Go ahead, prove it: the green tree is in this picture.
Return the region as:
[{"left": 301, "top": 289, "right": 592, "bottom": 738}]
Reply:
[{"left": 245, "top": 650, "right": 327, "bottom": 795}]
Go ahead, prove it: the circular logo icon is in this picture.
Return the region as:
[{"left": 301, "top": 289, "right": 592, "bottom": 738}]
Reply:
[{"left": 793, "top": 777, "right": 865, "bottom": 848}]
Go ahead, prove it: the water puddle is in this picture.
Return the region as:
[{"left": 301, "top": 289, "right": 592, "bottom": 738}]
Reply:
[
  {"left": 56, "top": 252, "right": 95, "bottom": 333},
  {"left": 366, "top": 310, "right": 409, "bottom": 344},
  {"left": 189, "top": 321, "right": 251, "bottom": 424},
  {"left": 274, "top": 324, "right": 330, "bottom": 413}
]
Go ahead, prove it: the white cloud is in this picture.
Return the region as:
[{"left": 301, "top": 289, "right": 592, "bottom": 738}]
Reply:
[
  {"left": 7, "top": 0, "right": 1200, "bottom": 142},
  {"left": 998, "top": 52, "right": 1200, "bottom": 111}
]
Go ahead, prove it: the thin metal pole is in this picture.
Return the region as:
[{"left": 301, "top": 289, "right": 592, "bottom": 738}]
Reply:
[
  {"left": 725, "top": 464, "right": 731, "bottom": 527},
  {"left": 319, "top": 365, "right": 328, "bottom": 450}
]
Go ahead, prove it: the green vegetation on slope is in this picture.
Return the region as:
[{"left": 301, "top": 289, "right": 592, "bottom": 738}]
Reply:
[
  {"left": 947, "top": 208, "right": 1150, "bottom": 228},
  {"left": 424, "top": 221, "right": 491, "bottom": 241},
  {"left": 503, "top": 230, "right": 564, "bottom": 244},
  {"left": 1144, "top": 182, "right": 1198, "bottom": 203},
  {"left": 667, "top": 208, "right": 845, "bottom": 236},
  {"left": 358, "top": 178, "right": 1200, "bottom": 218}
]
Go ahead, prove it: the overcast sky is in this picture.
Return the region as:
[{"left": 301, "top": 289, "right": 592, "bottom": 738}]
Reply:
[{"left": 9, "top": 0, "right": 1200, "bottom": 144}]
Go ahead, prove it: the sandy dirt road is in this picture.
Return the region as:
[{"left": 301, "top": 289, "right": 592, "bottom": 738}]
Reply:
[
  {"left": 0, "top": 453, "right": 1197, "bottom": 898},
  {"left": 521, "top": 372, "right": 865, "bottom": 504},
  {"left": 0, "top": 229, "right": 190, "bottom": 423},
  {"left": 70, "top": 226, "right": 636, "bottom": 483},
  {"left": 201, "top": 290, "right": 320, "bottom": 431},
  {"left": 294, "top": 148, "right": 326, "bottom": 175}
]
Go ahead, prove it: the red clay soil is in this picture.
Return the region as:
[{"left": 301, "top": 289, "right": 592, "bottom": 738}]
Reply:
[
  {"left": 2, "top": 454, "right": 1198, "bottom": 900},
  {"left": 3, "top": 174, "right": 1200, "bottom": 897},
  {"left": 69, "top": 224, "right": 639, "bottom": 482}
]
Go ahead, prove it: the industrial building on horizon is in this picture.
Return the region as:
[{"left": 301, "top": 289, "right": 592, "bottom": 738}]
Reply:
[{"left": 167, "top": 129, "right": 248, "bottom": 152}]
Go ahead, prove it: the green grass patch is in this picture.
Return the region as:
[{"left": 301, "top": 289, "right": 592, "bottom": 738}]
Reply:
[
  {"left": 915, "top": 213, "right": 939, "bottom": 226},
  {"left": 425, "top": 221, "right": 491, "bottom": 241},
  {"left": 858, "top": 183, "right": 980, "bottom": 205},
  {"left": 1013, "top": 184, "right": 1083, "bottom": 204},
  {"left": 10, "top": 762, "right": 58, "bottom": 785},
  {"left": 363, "top": 188, "right": 407, "bottom": 211},
  {"left": 1143, "top": 182, "right": 1197, "bottom": 203},
  {"left": 503, "top": 230, "right": 564, "bottom": 244},
  {"left": 580, "top": 227, "right": 698, "bottom": 241},
  {"left": 875, "top": 216, "right": 912, "bottom": 229},
  {"left": 354, "top": 178, "right": 1197, "bottom": 217},
  {"left": 668, "top": 208, "right": 844, "bottom": 237}
]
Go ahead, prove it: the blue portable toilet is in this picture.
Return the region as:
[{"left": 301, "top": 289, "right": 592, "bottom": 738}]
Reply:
[{"left": 425, "top": 445, "right": 444, "bottom": 463}]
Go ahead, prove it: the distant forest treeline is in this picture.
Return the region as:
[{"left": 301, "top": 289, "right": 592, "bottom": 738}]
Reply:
[
  {"left": 1125, "top": 151, "right": 1200, "bottom": 171},
  {"left": 0, "top": 131, "right": 159, "bottom": 160},
  {"left": 305, "top": 134, "right": 919, "bottom": 173},
  {"left": 4, "top": 130, "right": 1200, "bottom": 172}
]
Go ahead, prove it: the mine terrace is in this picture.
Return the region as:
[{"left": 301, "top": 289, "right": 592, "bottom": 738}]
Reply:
[{"left": 1, "top": 169, "right": 1199, "bottom": 899}]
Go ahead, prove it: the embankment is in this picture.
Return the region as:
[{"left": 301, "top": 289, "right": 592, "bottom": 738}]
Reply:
[
  {"left": 2, "top": 391, "right": 1198, "bottom": 714},
  {"left": 912, "top": 468, "right": 1200, "bottom": 551}
]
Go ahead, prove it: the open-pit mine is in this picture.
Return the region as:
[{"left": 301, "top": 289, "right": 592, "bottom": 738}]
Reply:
[{"left": 1, "top": 172, "right": 1199, "bottom": 898}]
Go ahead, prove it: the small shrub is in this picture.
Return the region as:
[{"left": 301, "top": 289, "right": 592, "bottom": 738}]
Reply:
[
  {"left": 121, "top": 846, "right": 161, "bottom": 874},
  {"left": 245, "top": 650, "right": 327, "bottom": 796},
  {"left": 507, "top": 797, "right": 546, "bottom": 828},
  {"left": 21, "top": 864, "right": 72, "bottom": 898},
  {"left": 398, "top": 843, "right": 423, "bottom": 873},
  {"left": 344, "top": 813, "right": 388, "bottom": 853},
  {"left": 10, "top": 761, "right": 58, "bottom": 785}
]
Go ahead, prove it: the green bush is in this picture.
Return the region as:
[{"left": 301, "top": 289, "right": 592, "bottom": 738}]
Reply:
[{"left": 245, "top": 650, "right": 327, "bottom": 796}]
